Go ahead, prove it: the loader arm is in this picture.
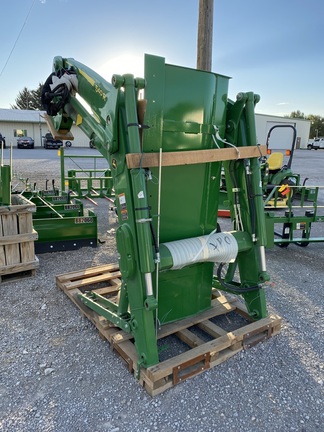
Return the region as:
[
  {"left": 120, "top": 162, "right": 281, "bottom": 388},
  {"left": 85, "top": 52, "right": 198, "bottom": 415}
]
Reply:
[
  {"left": 41, "top": 56, "right": 122, "bottom": 161},
  {"left": 42, "top": 54, "right": 270, "bottom": 369}
]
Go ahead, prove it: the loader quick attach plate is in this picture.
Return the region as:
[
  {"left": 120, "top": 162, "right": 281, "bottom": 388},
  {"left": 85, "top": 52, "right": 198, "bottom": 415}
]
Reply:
[{"left": 56, "top": 264, "right": 282, "bottom": 397}]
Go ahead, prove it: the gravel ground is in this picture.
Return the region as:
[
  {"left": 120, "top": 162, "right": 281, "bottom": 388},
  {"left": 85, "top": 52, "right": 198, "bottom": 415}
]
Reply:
[{"left": 0, "top": 148, "right": 323, "bottom": 432}]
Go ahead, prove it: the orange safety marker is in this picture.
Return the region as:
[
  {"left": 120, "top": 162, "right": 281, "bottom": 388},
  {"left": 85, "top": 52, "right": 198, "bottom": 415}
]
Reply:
[{"left": 218, "top": 209, "right": 231, "bottom": 218}]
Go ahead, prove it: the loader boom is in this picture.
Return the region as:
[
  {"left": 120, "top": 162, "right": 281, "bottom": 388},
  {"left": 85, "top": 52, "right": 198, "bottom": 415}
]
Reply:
[{"left": 42, "top": 54, "right": 270, "bottom": 368}]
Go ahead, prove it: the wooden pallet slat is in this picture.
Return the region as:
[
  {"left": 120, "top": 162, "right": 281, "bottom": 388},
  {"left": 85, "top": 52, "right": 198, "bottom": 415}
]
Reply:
[
  {"left": 0, "top": 263, "right": 38, "bottom": 283},
  {"left": 56, "top": 264, "right": 282, "bottom": 396},
  {"left": 126, "top": 145, "right": 267, "bottom": 168},
  {"left": 56, "top": 263, "right": 120, "bottom": 287},
  {"left": 176, "top": 329, "right": 205, "bottom": 348},
  {"left": 0, "top": 195, "right": 38, "bottom": 282},
  {"left": 63, "top": 271, "right": 121, "bottom": 290}
]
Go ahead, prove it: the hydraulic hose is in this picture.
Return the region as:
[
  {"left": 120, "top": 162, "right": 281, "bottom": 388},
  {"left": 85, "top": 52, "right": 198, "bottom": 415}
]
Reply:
[{"left": 216, "top": 262, "right": 261, "bottom": 293}]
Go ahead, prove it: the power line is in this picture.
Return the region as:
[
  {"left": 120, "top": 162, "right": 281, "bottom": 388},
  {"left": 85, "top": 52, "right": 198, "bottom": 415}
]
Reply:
[{"left": 0, "top": 0, "right": 37, "bottom": 77}]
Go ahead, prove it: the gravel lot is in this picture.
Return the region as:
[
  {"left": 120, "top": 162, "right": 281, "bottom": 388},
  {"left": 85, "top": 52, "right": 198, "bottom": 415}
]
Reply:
[{"left": 0, "top": 148, "right": 323, "bottom": 432}]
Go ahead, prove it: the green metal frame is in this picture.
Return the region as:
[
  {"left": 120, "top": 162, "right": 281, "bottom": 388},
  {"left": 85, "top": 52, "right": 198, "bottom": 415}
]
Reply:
[
  {"left": 265, "top": 185, "right": 324, "bottom": 248},
  {"left": 0, "top": 165, "right": 11, "bottom": 205},
  {"left": 59, "top": 148, "right": 114, "bottom": 199},
  {"left": 0, "top": 145, "right": 98, "bottom": 254},
  {"left": 44, "top": 54, "right": 270, "bottom": 369},
  {"left": 219, "top": 92, "right": 268, "bottom": 319}
]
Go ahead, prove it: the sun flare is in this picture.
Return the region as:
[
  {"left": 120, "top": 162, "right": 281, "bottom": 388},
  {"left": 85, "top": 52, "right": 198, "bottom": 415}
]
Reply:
[{"left": 97, "top": 54, "right": 145, "bottom": 83}]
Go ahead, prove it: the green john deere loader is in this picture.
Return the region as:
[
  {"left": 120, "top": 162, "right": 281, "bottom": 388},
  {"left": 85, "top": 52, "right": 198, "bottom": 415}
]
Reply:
[{"left": 42, "top": 54, "right": 271, "bottom": 371}]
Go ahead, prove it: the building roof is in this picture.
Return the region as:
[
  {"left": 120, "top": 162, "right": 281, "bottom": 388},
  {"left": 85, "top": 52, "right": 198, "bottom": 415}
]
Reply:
[
  {"left": 0, "top": 108, "right": 47, "bottom": 123},
  {"left": 255, "top": 112, "right": 311, "bottom": 124}
]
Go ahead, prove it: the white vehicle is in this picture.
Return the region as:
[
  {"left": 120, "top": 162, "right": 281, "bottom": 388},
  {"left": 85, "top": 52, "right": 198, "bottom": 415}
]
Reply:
[{"left": 307, "top": 137, "right": 324, "bottom": 150}]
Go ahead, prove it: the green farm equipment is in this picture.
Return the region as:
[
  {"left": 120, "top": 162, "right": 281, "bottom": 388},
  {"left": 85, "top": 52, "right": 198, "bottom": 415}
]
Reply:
[
  {"left": 9, "top": 178, "right": 98, "bottom": 253},
  {"left": 259, "top": 125, "right": 324, "bottom": 247},
  {"left": 59, "top": 147, "right": 115, "bottom": 201},
  {"left": 264, "top": 185, "right": 324, "bottom": 248},
  {"left": 261, "top": 124, "right": 315, "bottom": 207},
  {"left": 20, "top": 190, "right": 98, "bottom": 253},
  {"left": 42, "top": 54, "right": 270, "bottom": 369}
]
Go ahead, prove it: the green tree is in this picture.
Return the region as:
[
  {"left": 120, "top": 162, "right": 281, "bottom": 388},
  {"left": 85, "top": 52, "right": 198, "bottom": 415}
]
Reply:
[
  {"left": 307, "top": 114, "right": 324, "bottom": 139},
  {"left": 30, "top": 83, "right": 43, "bottom": 110},
  {"left": 11, "top": 87, "right": 30, "bottom": 109},
  {"left": 11, "top": 82, "right": 43, "bottom": 110},
  {"left": 289, "top": 111, "right": 324, "bottom": 138},
  {"left": 289, "top": 110, "right": 305, "bottom": 119}
]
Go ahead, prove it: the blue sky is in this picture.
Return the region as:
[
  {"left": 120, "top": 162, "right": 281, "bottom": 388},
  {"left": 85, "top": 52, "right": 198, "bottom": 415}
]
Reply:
[{"left": 0, "top": 0, "right": 323, "bottom": 117}]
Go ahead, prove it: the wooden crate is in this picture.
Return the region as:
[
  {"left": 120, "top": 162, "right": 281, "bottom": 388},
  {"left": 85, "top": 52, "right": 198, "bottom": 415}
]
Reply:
[
  {"left": 56, "top": 264, "right": 282, "bottom": 396},
  {"left": 0, "top": 194, "right": 39, "bottom": 281}
]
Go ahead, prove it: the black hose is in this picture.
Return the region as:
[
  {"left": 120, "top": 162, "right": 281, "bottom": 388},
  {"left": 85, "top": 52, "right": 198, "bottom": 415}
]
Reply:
[
  {"left": 149, "top": 221, "right": 159, "bottom": 255},
  {"left": 216, "top": 263, "right": 261, "bottom": 293}
]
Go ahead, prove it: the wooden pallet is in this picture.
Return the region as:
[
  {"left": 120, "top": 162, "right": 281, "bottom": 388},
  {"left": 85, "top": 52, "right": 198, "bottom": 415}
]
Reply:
[
  {"left": 0, "top": 266, "right": 38, "bottom": 284},
  {"left": 56, "top": 264, "right": 282, "bottom": 396}
]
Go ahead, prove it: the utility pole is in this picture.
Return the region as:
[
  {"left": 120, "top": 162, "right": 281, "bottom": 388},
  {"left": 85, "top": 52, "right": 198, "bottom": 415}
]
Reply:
[{"left": 196, "top": 0, "right": 214, "bottom": 71}]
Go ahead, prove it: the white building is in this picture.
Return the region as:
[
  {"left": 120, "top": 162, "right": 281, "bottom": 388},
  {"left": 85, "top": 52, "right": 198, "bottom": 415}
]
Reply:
[
  {"left": 0, "top": 109, "right": 89, "bottom": 148},
  {"left": 255, "top": 113, "right": 311, "bottom": 150},
  {"left": 0, "top": 108, "right": 311, "bottom": 149}
]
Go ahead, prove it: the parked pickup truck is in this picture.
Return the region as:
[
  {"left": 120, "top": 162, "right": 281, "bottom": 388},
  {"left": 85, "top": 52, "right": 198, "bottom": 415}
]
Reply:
[
  {"left": 307, "top": 137, "right": 324, "bottom": 150},
  {"left": 42, "top": 133, "right": 63, "bottom": 149}
]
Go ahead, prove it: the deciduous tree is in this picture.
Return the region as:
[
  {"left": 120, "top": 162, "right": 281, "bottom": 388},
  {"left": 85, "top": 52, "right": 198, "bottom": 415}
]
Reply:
[{"left": 289, "top": 111, "right": 324, "bottom": 138}]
